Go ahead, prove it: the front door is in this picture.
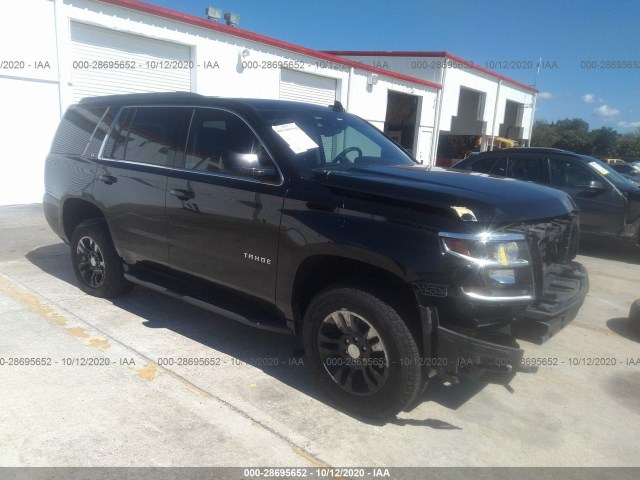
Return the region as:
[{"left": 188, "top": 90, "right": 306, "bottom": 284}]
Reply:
[
  {"left": 166, "top": 107, "right": 286, "bottom": 303},
  {"left": 548, "top": 157, "right": 626, "bottom": 236}
]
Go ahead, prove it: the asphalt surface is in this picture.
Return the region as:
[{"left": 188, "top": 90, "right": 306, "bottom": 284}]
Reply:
[{"left": 1, "top": 204, "right": 639, "bottom": 468}]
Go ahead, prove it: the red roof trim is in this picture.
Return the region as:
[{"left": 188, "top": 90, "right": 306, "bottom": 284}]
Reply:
[
  {"left": 95, "top": 1, "right": 441, "bottom": 90},
  {"left": 325, "top": 51, "right": 538, "bottom": 93}
]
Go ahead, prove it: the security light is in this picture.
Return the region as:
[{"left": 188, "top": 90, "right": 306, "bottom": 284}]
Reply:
[
  {"left": 205, "top": 6, "right": 222, "bottom": 21},
  {"left": 224, "top": 12, "right": 240, "bottom": 26}
]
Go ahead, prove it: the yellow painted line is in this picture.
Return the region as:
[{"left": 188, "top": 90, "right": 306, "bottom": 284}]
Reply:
[
  {"left": 137, "top": 363, "right": 158, "bottom": 380},
  {"left": 64, "top": 326, "right": 91, "bottom": 339},
  {"left": 572, "top": 321, "right": 615, "bottom": 336},
  {"left": 1, "top": 274, "right": 333, "bottom": 467},
  {"left": 0, "top": 274, "right": 112, "bottom": 351},
  {"left": 293, "top": 447, "right": 335, "bottom": 471}
]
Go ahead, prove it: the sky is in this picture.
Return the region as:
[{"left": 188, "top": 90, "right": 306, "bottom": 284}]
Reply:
[{"left": 149, "top": 0, "right": 640, "bottom": 132}]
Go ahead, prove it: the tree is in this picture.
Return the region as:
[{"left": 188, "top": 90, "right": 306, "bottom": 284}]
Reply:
[
  {"left": 531, "top": 120, "right": 559, "bottom": 147},
  {"left": 553, "top": 119, "right": 590, "bottom": 153},
  {"left": 617, "top": 133, "right": 640, "bottom": 157},
  {"left": 589, "top": 127, "right": 619, "bottom": 157}
]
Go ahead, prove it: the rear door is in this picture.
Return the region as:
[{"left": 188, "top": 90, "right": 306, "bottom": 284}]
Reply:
[
  {"left": 94, "top": 105, "right": 191, "bottom": 266},
  {"left": 547, "top": 156, "right": 625, "bottom": 235},
  {"left": 505, "top": 154, "right": 547, "bottom": 184},
  {"left": 166, "top": 107, "right": 286, "bottom": 303},
  {"left": 468, "top": 153, "right": 507, "bottom": 176}
]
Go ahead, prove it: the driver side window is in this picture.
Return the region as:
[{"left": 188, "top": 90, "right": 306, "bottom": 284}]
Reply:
[
  {"left": 550, "top": 159, "right": 600, "bottom": 188},
  {"left": 184, "top": 108, "right": 277, "bottom": 181}
]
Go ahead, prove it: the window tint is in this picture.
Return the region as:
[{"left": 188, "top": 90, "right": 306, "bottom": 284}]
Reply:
[
  {"left": 256, "top": 109, "right": 415, "bottom": 178},
  {"left": 507, "top": 156, "right": 542, "bottom": 183},
  {"left": 471, "top": 156, "right": 506, "bottom": 176},
  {"left": 104, "top": 108, "right": 134, "bottom": 160},
  {"left": 84, "top": 108, "right": 115, "bottom": 158},
  {"left": 184, "top": 108, "right": 276, "bottom": 180},
  {"left": 123, "top": 107, "right": 191, "bottom": 167},
  {"left": 550, "top": 160, "right": 600, "bottom": 188},
  {"left": 50, "top": 106, "right": 108, "bottom": 155},
  {"left": 320, "top": 125, "right": 382, "bottom": 164}
]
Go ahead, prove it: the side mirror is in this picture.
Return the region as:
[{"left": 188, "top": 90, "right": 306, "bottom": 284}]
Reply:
[
  {"left": 588, "top": 179, "right": 606, "bottom": 190},
  {"left": 240, "top": 165, "right": 276, "bottom": 178},
  {"left": 224, "top": 153, "right": 277, "bottom": 179}
]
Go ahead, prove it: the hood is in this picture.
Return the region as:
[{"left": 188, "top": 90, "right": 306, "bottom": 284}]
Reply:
[{"left": 316, "top": 165, "right": 576, "bottom": 224}]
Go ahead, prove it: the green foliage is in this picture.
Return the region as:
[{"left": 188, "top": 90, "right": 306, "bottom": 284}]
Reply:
[{"left": 531, "top": 119, "right": 640, "bottom": 158}]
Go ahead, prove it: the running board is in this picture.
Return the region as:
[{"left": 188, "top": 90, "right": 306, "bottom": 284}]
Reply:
[{"left": 124, "top": 272, "right": 290, "bottom": 335}]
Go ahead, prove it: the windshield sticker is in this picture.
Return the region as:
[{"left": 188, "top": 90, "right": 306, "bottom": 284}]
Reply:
[
  {"left": 272, "top": 123, "right": 319, "bottom": 154},
  {"left": 589, "top": 161, "right": 609, "bottom": 175}
]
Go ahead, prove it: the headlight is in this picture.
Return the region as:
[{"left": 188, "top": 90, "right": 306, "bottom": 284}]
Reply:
[
  {"left": 440, "top": 232, "right": 530, "bottom": 267},
  {"left": 439, "top": 232, "right": 534, "bottom": 302}
]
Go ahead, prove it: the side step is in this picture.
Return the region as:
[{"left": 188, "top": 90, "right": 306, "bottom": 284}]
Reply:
[{"left": 124, "top": 271, "right": 290, "bottom": 335}]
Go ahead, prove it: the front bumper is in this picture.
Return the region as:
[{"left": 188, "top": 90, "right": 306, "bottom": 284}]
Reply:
[
  {"left": 431, "top": 261, "right": 588, "bottom": 385},
  {"left": 513, "top": 262, "right": 589, "bottom": 344},
  {"left": 436, "top": 326, "right": 529, "bottom": 385}
]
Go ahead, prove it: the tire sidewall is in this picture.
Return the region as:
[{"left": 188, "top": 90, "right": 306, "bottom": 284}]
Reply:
[
  {"left": 303, "top": 287, "right": 421, "bottom": 418},
  {"left": 70, "top": 219, "right": 125, "bottom": 298}
]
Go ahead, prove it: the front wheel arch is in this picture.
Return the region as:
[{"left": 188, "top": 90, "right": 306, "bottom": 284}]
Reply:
[{"left": 302, "top": 285, "right": 423, "bottom": 418}]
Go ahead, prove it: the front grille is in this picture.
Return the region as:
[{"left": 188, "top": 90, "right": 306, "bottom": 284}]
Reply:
[
  {"left": 508, "top": 214, "right": 579, "bottom": 265},
  {"left": 507, "top": 213, "right": 580, "bottom": 305}
]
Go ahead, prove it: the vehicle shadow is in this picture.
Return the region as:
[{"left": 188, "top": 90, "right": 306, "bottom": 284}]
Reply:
[
  {"left": 606, "top": 316, "right": 640, "bottom": 343},
  {"left": 578, "top": 235, "right": 640, "bottom": 265},
  {"left": 26, "top": 243, "right": 483, "bottom": 425}
]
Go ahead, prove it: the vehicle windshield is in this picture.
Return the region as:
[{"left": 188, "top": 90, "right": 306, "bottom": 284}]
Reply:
[
  {"left": 579, "top": 155, "right": 638, "bottom": 189},
  {"left": 611, "top": 164, "right": 640, "bottom": 176},
  {"left": 260, "top": 108, "right": 416, "bottom": 176}
]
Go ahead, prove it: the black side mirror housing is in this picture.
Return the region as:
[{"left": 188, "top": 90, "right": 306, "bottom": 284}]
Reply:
[{"left": 224, "top": 153, "right": 277, "bottom": 179}]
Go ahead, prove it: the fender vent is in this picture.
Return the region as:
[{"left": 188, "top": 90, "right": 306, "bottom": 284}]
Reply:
[{"left": 415, "top": 283, "right": 448, "bottom": 297}]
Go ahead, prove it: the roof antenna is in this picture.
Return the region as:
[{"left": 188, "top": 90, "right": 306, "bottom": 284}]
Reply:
[{"left": 330, "top": 100, "right": 345, "bottom": 112}]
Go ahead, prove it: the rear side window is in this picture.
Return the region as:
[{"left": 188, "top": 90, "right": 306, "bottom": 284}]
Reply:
[
  {"left": 507, "top": 156, "right": 542, "bottom": 183},
  {"left": 50, "top": 106, "right": 108, "bottom": 155},
  {"left": 84, "top": 108, "right": 115, "bottom": 158},
  {"left": 104, "top": 107, "right": 192, "bottom": 167},
  {"left": 471, "top": 155, "right": 506, "bottom": 176}
]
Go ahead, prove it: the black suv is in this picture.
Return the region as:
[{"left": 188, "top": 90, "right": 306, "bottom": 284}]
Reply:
[
  {"left": 44, "top": 93, "right": 588, "bottom": 418},
  {"left": 453, "top": 148, "right": 640, "bottom": 244}
]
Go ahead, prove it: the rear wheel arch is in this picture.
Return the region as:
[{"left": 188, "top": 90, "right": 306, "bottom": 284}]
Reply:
[
  {"left": 62, "top": 198, "right": 105, "bottom": 242},
  {"left": 70, "top": 218, "right": 132, "bottom": 298}
]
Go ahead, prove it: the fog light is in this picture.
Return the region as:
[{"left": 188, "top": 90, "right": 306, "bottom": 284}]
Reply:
[{"left": 489, "top": 269, "right": 516, "bottom": 286}]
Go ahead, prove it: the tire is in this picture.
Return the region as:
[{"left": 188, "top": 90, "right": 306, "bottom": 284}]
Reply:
[
  {"left": 303, "top": 286, "right": 422, "bottom": 419},
  {"left": 630, "top": 299, "right": 640, "bottom": 323},
  {"left": 70, "top": 218, "right": 132, "bottom": 298}
]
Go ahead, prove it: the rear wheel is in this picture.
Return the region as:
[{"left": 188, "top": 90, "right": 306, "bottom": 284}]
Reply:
[
  {"left": 630, "top": 299, "right": 640, "bottom": 323},
  {"left": 70, "top": 218, "right": 132, "bottom": 298},
  {"left": 303, "top": 286, "right": 422, "bottom": 418}
]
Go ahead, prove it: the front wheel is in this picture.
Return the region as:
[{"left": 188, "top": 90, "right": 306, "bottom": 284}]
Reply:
[
  {"left": 70, "top": 218, "right": 132, "bottom": 298},
  {"left": 303, "top": 287, "right": 422, "bottom": 418}
]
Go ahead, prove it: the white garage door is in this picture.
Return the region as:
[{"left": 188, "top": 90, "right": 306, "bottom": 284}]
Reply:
[
  {"left": 279, "top": 70, "right": 336, "bottom": 106},
  {"left": 70, "top": 23, "right": 192, "bottom": 102}
]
